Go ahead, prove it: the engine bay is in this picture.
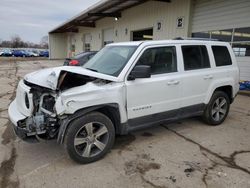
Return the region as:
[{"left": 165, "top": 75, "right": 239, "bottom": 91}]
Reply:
[{"left": 20, "top": 72, "right": 110, "bottom": 141}]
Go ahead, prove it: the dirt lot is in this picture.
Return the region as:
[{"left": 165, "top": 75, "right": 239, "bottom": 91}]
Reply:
[{"left": 0, "top": 59, "right": 249, "bottom": 188}]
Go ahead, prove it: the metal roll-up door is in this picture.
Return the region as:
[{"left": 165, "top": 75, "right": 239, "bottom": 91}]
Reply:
[
  {"left": 191, "top": 0, "right": 250, "bottom": 33},
  {"left": 103, "top": 28, "right": 114, "bottom": 46},
  {"left": 84, "top": 34, "right": 91, "bottom": 51},
  {"left": 192, "top": 0, "right": 250, "bottom": 81}
]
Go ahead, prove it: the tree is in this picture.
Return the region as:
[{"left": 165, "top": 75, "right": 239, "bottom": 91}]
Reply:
[
  {"left": 40, "top": 36, "right": 48, "bottom": 49},
  {"left": 0, "top": 35, "right": 48, "bottom": 49},
  {"left": 1, "top": 40, "right": 12, "bottom": 48},
  {"left": 11, "top": 34, "right": 23, "bottom": 48}
]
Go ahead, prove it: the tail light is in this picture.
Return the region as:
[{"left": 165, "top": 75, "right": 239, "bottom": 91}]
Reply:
[{"left": 69, "top": 60, "right": 79, "bottom": 66}]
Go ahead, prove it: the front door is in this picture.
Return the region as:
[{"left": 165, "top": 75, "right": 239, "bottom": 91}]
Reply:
[{"left": 125, "top": 45, "right": 181, "bottom": 126}]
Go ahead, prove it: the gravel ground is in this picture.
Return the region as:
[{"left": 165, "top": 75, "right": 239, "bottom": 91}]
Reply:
[{"left": 0, "top": 59, "right": 249, "bottom": 188}]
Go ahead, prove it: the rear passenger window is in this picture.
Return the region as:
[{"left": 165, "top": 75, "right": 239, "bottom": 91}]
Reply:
[
  {"left": 212, "top": 46, "right": 232, "bottom": 66},
  {"left": 182, "top": 45, "right": 210, "bottom": 70}
]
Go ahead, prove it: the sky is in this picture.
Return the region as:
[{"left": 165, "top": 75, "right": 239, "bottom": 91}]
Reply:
[{"left": 0, "top": 0, "right": 100, "bottom": 43}]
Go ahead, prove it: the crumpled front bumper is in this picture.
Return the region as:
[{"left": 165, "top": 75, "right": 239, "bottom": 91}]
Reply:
[{"left": 8, "top": 99, "right": 38, "bottom": 143}]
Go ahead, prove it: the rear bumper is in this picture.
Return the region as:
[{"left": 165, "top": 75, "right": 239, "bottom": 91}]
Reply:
[{"left": 8, "top": 99, "right": 38, "bottom": 143}]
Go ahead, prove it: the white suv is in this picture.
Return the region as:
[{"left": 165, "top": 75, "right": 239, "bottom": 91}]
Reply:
[{"left": 8, "top": 40, "right": 239, "bottom": 163}]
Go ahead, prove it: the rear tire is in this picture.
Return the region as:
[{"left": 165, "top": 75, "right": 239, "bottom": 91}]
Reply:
[
  {"left": 65, "top": 112, "right": 115, "bottom": 164},
  {"left": 203, "top": 91, "right": 230, "bottom": 126}
]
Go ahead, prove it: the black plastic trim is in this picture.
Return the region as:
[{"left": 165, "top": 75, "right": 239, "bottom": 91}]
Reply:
[
  {"left": 57, "top": 103, "right": 206, "bottom": 143},
  {"left": 11, "top": 122, "right": 39, "bottom": 143},
  {"left": 125, "top": 103, "right": 205, "bottom": 133}
]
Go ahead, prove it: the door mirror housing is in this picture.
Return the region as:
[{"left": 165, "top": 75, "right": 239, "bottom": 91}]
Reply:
[{"left": 128, "top": 65, "right": 151, "bottom": 80}]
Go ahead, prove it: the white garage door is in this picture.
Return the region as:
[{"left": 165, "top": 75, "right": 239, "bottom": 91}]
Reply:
[
  {"left": 84, "top": 34, "right": 91, "bottom": 51},
  {"left": 192, "top": 0, "right": 250, "bottom": 33},
  {"left": 192, "top": 0, "right": 250, "bottom": 81},
  {"left": 103, "top": 28, "right": 114, "bottom": 46}
]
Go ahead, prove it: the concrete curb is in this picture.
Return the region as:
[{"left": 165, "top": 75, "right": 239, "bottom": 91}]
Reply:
[{"left": 238, "top": 91, "right": 250, "bottom": 97}]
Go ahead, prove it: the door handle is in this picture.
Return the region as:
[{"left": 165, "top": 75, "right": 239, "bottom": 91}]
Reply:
[
  {"left": 167, "top": 80, "right": 180, "bottom": 85},
  {"left": 203, "top": 75, "right": 213, "bottom": 80}
]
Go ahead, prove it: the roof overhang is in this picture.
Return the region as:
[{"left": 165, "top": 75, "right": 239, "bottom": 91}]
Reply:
[{"left": 49, "top": 0, "right": 171, "bottom": 34}]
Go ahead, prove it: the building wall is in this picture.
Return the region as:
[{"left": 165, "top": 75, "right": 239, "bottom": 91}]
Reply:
[
  {"left": 237, "top": 57, "right": 250, "bottom": 81},
  {"left": 116, "top": 0, "right": 192, "bottom": 41},
  {"left": 49, "top": 0, "right": 250, "bottom": 81},
  {"left": 64, "top": 0, "right": 192, "bottom": 57}
]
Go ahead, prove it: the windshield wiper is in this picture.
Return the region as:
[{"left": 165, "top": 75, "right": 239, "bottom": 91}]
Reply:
[{"left": 85, "top": 68, "right": 98, "bottom": 72}]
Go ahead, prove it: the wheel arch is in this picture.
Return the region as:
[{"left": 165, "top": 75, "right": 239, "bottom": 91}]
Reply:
[
  {"left": 214, "top": 85, "right": 233, "bottom": 103},
  {"left": 206, "top": 85, "right": 234, "bottom": 104},
  {"left": 57, "top": 103, "right": 122, "bottom": 144},
  {"left": 205, "top": 77, "right": 235, "bottom": 104}
]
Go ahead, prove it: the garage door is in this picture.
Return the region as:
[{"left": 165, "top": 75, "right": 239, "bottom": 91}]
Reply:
[
  {"left": 191, "top": 0, "right": 250, "bottom": 81},
  {"left": 103, "top": 28, "right": 114, "bottom": 46},
  {"left": 84, "top": 34, "right": 91, "bottom": 51},
  {"left": 191, "top": 0, "right": 250, "bottom": 33}
]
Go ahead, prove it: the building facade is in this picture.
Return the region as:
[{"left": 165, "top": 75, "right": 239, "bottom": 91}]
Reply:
[{"left": 49, "top": 0, "right": 250, "bottom": 81}]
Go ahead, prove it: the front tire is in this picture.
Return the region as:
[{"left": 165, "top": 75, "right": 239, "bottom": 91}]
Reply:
[
  {"left": 65, "top": 112, "right": 115, "bottom": 164},
  {"left": 203, "top": 91, "right": 230, "bottom": 125}
]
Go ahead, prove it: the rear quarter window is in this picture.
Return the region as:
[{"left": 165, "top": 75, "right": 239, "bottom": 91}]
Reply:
[{"left": 212, "top": 46, "right": 232, "bottom": 66}]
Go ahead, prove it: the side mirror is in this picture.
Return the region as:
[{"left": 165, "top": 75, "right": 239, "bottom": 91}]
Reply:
[{"left": 128, "top": 65, "right": 151, "bottom": 80}]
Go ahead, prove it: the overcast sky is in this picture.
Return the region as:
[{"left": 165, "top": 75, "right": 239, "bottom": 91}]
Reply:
[{"left": 0, "top": 0, "right": 100, "bottom": 43}]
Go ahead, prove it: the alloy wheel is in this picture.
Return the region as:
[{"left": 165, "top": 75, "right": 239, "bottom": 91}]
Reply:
[
  {"left": 211, "top": 97, "right": 228, "bottom": 122},
  {"left": 74, "top": 122, "right": 109, "bottom": 157}
]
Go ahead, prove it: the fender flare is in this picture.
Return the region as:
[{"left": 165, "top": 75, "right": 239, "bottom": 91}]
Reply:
[{"left": 57, "top": 103, "right": 120, "bottom": 144}]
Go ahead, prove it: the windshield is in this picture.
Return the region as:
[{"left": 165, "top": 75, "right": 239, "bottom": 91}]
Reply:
[{"left": 83, "top": 45, "right": 137, "bottom": 77}]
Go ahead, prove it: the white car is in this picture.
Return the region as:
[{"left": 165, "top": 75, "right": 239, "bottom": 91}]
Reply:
[
  {"left": 28, "top": 51, "right": 39, "bottom": 57},
  {"left": 8, "top": 40, "right": 239, "bottom": 163},
  {"left": 0, "top": 49, "right": 12, "bottom": 56}
]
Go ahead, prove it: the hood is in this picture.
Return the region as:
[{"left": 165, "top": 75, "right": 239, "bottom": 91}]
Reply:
[{"left": 24, "top": 66, "right": 119, "bottom": 90}]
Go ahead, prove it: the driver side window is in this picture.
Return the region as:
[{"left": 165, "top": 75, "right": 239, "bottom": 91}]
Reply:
[{"left": 137, "top": 46, "right": 177, "bottom": 74}]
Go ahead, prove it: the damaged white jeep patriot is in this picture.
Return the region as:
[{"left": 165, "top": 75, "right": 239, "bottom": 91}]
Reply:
[{"left": 8, "top": 40, "right": 239, "bottom": 163}]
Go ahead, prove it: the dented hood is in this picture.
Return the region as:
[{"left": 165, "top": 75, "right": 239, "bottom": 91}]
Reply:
[{"left": 24, "top": 66, "right": 119, "bottom": 90}]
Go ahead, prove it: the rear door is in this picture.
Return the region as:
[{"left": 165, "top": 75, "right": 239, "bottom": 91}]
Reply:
[
  {"left": 179, "top": 45, "right": 213, "bottom": 113},
  {"left": 211, "top": 45, "right": 239, "bottom": 97}
]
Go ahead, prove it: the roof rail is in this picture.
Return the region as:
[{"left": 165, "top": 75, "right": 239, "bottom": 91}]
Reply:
[{"left": 173, "top": 37, "right": 220, "bottom": 41}]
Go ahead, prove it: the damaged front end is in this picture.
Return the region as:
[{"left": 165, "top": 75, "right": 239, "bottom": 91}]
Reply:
[
  {"left": 15, "top": 81, "right": 59, "bottom": 142},
  {"left": 10, "top": 67, "right": 113, "bottom": 143}
]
